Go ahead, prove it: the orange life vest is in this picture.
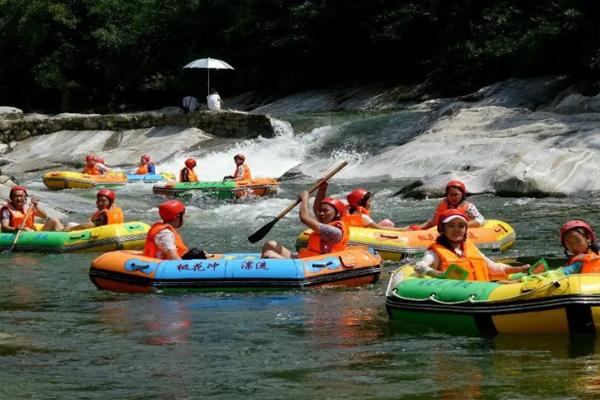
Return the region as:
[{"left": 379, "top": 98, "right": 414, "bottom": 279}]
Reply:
[
  {"left": 179, "top": 167, "right": 198, "bottom": 182},
  {"left": 90, "top": 205, "right": 124, "bottom": 226},
  {"left": 429, "top": 239, "right": 489, "bottom": 281},
  {"left": 344, "top": 206, "right": 370, "bottom": 228},
  {"left": 1, "top": 202, "right": 36, "bottom": 229},
  {"left": 298, "top": 220, "right": 349, "bottom": 258},
  {"left": 569, "top": 252, "right": 600, "bottom": 274},
  {"left": 143, "top": 222, "right": 189, "bottom": 259},
  {"left": 136, "top": 164, "right": 148, "bottom": 175},
  {"left": 234, "top": 164, "right": 252, "bottom": 180},
  {"left": 82, "top": 164, "right": 101, "bottom": 175},
  {"left": 432, "top": 198, "right": 471, "bottom": 226}
]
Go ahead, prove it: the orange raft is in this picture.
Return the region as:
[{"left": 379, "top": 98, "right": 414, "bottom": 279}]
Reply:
[{"left": 90, "top": 247, "right": 383, "bottom": 293}]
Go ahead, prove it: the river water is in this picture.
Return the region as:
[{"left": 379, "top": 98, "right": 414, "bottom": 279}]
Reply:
[{"left": 2, "top": 112, "right": 600, "bottom": 399}]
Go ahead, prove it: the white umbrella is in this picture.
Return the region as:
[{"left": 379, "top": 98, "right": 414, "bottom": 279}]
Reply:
[{"left": 183, "top": 57, "right": 235, "bottom": 96}]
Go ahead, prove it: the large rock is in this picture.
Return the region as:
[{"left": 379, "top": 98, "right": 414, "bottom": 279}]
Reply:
[{"left": 0, "top": 107, "right": 23, "bottom": 120}]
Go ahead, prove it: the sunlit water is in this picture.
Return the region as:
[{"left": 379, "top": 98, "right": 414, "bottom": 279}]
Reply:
[{"left": 3, "top": 112, "right": 600, "bottom": 399}]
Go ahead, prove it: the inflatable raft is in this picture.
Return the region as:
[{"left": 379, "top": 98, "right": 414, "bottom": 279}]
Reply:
[
  {"left": 385, "top": 265, "right": 600, "bottom": 335},
  {"left": 89, "top": 247, "right": 383, "bottom": 293},
  {"left": 152, "top": 178, "right": 280, "bottom": 199},
  {"left": 296, "top": 219, "right": 515, "bottom": 261},
  {"left": 0, "top": 222, "right": 149, "bottom": 253},
  {"left": 43, "top": 171, "right": 174, "bottom": 189}
]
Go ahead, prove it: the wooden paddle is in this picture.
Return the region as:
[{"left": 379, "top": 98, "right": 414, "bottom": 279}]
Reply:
[
  {"left": 7, "top": 204, "right": 35, "bottom": 253},
  {"left": 248, "top": 161, "right": 348, "bottom": 243}
]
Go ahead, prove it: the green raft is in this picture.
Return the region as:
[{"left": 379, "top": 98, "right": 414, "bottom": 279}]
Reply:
[
  {"left": 152, "top": 178, "right": 280, "bottom": 199},
  {"left": 0, "top": 222, "right": 150, "bottom": 253}
]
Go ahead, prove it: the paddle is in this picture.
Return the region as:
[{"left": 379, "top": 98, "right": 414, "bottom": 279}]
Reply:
[
  {"left": 7, "top": 203, "right": 34, "bottom": 253},
  {"left": 247, "top": 161, "right": 348, "bottom": 243}
]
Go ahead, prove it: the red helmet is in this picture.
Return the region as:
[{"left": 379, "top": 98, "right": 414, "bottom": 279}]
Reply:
[
  {"left": 141, "top": 154, "right": 151, "bottom": 163},
  {"left": 185, "top": 158, "right": 196, "bottom": 169},
  {"left": 347, "top": 188, "right": 370, "bottom": 207},
  {"left": 437, "top": 208, "right": 468, "bottom": 233},
  {"left": 321, "top": 197, "right": 347, "bottom": 219},
  {"left": 159, "top": 200, "right": 185, "bottom": 222},
  {"left": 96, "top": 188, "right": 116, "bottom": 204},
  {"left": 234, "top": 153, "right": 246, "bottom": 161},
  {"left": 10, "top": 185, "right": 28, "bottom": 198},
  {"left": 85, "top": 154, "right": 95, "bottom": 162},
  {"left": 95, "top": 156, "right": 105, "bottom": 164},
  {"left": 446, "top": 180, "right": 466, "bottom": 194},
  {"left": 560, "top": 220, "right": 596, "bottom": 244}
]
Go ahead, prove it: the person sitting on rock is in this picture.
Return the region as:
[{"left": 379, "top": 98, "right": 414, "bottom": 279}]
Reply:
[
  {"left": 403, "top": 179, "right": 485, "bottom": 231},
  {"left": 179, "top": 158, "right": 198, "bottom": 182},
  {"left": 64, "top": 189, "right": 124, "bottom": 231},
  {"left": 206, "top": 90, "right": 222, "bottom": 111},
  {"left": 136, "top": 154, "right": 156, "bottom": 175},
  {"left": 0, "top": 186, "right": 63, "bottom": 232}
]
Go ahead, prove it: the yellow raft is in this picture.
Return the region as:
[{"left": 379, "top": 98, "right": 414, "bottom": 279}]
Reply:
[
  {"left": 385, "top": 265, "right": 600, "bottom": 335},
  {"left": 296, "top": 219, "right": 515, "bottom": 261},
  {"left": 43, "top": 171, "right": 128, "bottom": 189}
]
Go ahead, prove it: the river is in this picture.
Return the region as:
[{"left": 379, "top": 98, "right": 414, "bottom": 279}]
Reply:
[{"left": 1, "top": 110, "right": 599, "bottom": 399}]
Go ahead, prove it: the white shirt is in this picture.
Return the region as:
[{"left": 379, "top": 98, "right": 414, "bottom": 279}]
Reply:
[
  {"left": 154, "top": 229, "right": 176, "bottom": 259},
  {"left": 207, "top": 93, "right": 222, "bottom": 111},
  {"left": 182, "top": 96, "right": 200, "bottom": 112}
]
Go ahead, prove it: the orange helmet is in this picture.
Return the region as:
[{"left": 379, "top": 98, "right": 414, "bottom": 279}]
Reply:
[
  {"left": 446, "top": 180, "right": 466, "bottom": 194},
  {"left": 347, "top": 188, "right": 370, "bottom": 208},
  {"left": 10, "top": 185, "right": 28, "bottom": 198},
  {"left": 141, "top": 154, "right": 151, "bottom": 163},
  {"left": 234, "top": 153, "right": 246, "bottom": 161},
  {"left": 185, "top": 158, "right": 196, "bottom": 169},
  {"left": 321, "top": 197, "right": 347, "bottom": 219},
  {"left": 96, "top": 188, "right": 116, "bottom": 205},
  {"left": 560, "top": 220, "right": 596, "bottom": 244},
  {"left": 159, "top": 200, "right": 185, "bottom": 222},
  {"left": 437, "top": 208, "right": 468, "bottom": 233}
]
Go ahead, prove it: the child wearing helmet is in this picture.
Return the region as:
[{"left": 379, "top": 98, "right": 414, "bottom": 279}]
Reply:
[
  {"left": 143, "top": 200, "right": 208, "bottom": 260},
  {"left": 180, "top": 158, "right": 198, "bottom": 182},
  {"left": 82, "top": 154, "right": 102, "bottom": 175},
  {"left": 414, "top": 209, "right": 528, "bottom": 281},
  {"left": 232, "top": 154, "right": 252, "bottom": 181},
  {"left": 404, "top": 179, "right": 485, "bottom": 231},
  {"left": 558, "top": 220, "right": 600, "bottom": 275},
  {"left": 345, "top": 187, "right": 400, "bottom": 230},
  {"left": 136, "top": 154, "right": 156, "bottom": 175},
  {"left": 0, "top": 186, "right": 63, "bottom": 232},
  {"left": 94, "top": 156, "right": 109, "bottom": 174},
  {"left": 64, "top": 189, "right": 124, "bottom": 231},
  {"left": 261, "top": 183, "right": 349, "bottom": 259}
]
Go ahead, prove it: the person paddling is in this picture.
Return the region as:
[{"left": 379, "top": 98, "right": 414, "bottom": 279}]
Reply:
[
  {"left": 0, "top": 186, "right": 63, "bottom": 232},
  {"left": 180, "top": 158, "right": 198, "bottom": 182},
  {"left": 414, "top": 209, "right": 527, "bottom": 281},
  {"left": 143, "top": 200, "right": 208, "bottom": 260},
  {"left": 261, "top": 183, "right": 348, "bottom": 259},
  {"left": 135, "top": 154, "right": 156, "bottom": 175},
  {"left": 403, "top": 180, "right": 485, "bottom": 231},
  {"left": 65, "top": 189, "right": 124, "bottom": 231}
]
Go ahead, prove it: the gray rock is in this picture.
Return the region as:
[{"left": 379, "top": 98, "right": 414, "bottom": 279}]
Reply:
[{"left": 0, "top": 107, "right": 23, "bottom": 120}]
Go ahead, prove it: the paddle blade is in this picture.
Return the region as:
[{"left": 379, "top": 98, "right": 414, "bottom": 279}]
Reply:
[{"left": 248, "top": 218, "right": 278, "bottom": 243}]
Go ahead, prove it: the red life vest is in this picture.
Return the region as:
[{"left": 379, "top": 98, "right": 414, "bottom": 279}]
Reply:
[
  {"left": 569, "top": 252, "right": 600, "bottom": 274},
  {"left": 344, "top": 206, "right": 370, "bottom": 228},
  {"left": 179, "top": 167, "right": 198, "bottom": 182},
  {"left": 90, "top": 205, "right": 124, "bottom": 226},
  {"left": 432, "top": 198, "right": 471, "bottom": 226},
  {"left": 82, "top": 164, "right": 101, "bottom": 175},
  {"left": 429, "top": 239, "right": 490, "bottom": 281},
  {"left": 1, "top": 202, "right": 36, "bottom": 229},
  {"left": 234, "top": 164, "right": 252, "bottom": 180},
  {"left": 143, "top": 222, "right": 189, "bottom": 259},
  {"left": 298, "top": 220, "right": 349, "bottom": 258},
  {"left": 136, "top": 164, "right": 148, "bottom": 175}
]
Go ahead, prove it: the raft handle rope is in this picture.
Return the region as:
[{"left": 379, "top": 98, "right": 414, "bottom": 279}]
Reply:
[
  {"left": 393, "top": 277, "right": 567, "bottom": 305},
  {"left": 125, "top": 262, "right": 152, "bottom": 273}
]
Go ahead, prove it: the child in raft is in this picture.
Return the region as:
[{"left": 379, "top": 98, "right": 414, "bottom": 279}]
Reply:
[
  {"left": 414, "top": 209, "right": 528, "bottom": 281},
  {"left": 261, "top": 183, "right": 348, "bottom": 259},
  {"left": 403, "top": 179, "right": 485, "bottom": 231},
  {"left": 64, "top": 189, "right": 124, "bottom": 231},
  {"left": 344, "top": 187, "right": 402, "bottom": 229},
  {"left": 558, "top": 220, "right": 600, "bottom": 275},
  {"left": 135, "top": 154, "right": 156, "bottom": 175}
]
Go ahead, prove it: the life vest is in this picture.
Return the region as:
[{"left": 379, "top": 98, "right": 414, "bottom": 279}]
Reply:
[
  {"left": 432, "top": 198, "right": 471, "bottom": 226},
  {"left": 136, "top": 164, "right": 148, "bottom": 175},
  {"left": 234, "top": 164, "right": 252, "bottom": 180},
  {"left": 344, "top": 206, "right": 370, "bottom": 228},
  {"left": 298, "top": 220, "right": 349, "bottom": 258},
  {"left": 429, "top": 239, "right": 489, "bottom": 281},
  {"left": 569, "top": 252, "right": 600, "bottom": 274},
  {"left": 82, "top": 164, "right": 101, "bottom": 175},
  {"left": 179, "top": 167, "right": 198, "bottom": 182},
  {"left": 143, "top": 222, "right": 189, "bottom": 259},
  {"left": 90, "top": 205, "right": 124, "bottom": 226},
  {"left": 0, "top": 202, "right": 35, "bottom": 229}
]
